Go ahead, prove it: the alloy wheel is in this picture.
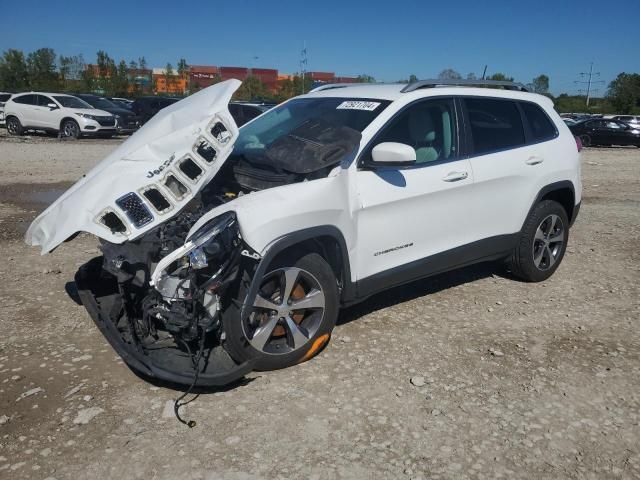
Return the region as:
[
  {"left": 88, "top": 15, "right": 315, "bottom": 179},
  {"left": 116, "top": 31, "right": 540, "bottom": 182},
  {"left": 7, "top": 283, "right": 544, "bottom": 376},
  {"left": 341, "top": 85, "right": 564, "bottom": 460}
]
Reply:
[
  {"left": 532, "top": 214, "right": 564, "bottom": 271},
  {"left": 7, "top": 118, "right": 19, "bottom": 135},
  {"left": 63, "top": 121, "right": 79, "bottom": 138},
  {"left": 245, "top": 267, "right": 325, "bottom": 355},
  {"left": 579, "top": 134, "right": 591, "bottom": 147}
]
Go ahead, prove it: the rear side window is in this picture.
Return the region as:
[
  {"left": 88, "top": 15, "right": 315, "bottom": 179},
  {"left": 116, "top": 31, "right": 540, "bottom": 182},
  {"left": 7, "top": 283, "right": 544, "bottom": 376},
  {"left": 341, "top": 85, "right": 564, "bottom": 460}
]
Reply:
[
  {"left": 12, "top": 94, "right": 36, "bottom": 105},
  {"left": 0, "top": 94, "right": 11, "bottom": 102},
  {"left": 465, "top": 98, "right": 525, "bottom": 155},
  {"left": 520, "top": 102, "right": 557, "bottom": 142}
]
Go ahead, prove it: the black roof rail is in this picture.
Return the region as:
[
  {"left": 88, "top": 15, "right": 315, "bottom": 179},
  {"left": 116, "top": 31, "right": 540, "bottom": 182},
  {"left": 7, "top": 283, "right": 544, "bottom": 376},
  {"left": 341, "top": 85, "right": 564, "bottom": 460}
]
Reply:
[
  {"left": 308, "top": 83, "right": 366, "bottom": 93},
  {"left": 401, "top": 79, "right": 528, "bottom": 93}
]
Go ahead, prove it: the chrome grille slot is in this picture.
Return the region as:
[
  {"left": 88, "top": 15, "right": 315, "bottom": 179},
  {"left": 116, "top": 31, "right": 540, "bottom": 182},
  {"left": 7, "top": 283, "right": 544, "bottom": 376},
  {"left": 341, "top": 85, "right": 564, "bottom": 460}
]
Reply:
[{"left": 115, "top": 192, "right": 153, "bottom": 228}]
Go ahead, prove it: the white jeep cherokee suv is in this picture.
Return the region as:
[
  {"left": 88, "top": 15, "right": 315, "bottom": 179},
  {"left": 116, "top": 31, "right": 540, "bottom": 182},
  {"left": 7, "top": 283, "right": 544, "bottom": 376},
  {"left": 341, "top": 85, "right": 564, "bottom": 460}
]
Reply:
[
  {"left": 4, "top": 92, "right": 116, "bottom": 138},
  {"left": 26, "top": 79, "right": 581, "bottom": 387}
]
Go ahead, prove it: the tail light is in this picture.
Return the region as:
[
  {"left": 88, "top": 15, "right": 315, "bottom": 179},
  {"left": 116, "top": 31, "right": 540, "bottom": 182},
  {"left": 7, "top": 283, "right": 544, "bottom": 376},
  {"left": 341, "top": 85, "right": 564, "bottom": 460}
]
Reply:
[{"left": 574, "top": 135, "right": 582, "bottom": 152}]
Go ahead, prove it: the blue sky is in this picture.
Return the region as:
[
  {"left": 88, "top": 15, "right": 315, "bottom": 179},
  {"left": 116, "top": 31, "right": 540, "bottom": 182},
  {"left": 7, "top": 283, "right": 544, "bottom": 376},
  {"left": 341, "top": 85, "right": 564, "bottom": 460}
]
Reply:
[{"left": 3, "top": 0, "right": 639, "bottom": 95}]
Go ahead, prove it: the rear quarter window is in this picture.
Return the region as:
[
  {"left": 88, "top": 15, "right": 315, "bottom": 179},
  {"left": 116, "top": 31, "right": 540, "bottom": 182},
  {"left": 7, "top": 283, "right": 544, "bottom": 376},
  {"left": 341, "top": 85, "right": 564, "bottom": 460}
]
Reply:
[
  {"left": 12, "top": 94, "right": 36, "bottom": 105},
  {"left": 520, "top": 102, "right": 557, "bottom": 142},
  {"left": 465, "top": 98, "right": 525, "bottom": 155}
]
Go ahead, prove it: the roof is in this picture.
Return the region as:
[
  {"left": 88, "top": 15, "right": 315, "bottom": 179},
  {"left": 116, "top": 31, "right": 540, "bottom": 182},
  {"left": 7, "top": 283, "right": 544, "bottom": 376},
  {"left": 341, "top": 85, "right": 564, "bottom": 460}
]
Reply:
[
  {"left": 304, "top": 82, "right": 551, "bottom": 106},
  {"left": 13, "top": 92, "right": 77, "bottom": 97}
]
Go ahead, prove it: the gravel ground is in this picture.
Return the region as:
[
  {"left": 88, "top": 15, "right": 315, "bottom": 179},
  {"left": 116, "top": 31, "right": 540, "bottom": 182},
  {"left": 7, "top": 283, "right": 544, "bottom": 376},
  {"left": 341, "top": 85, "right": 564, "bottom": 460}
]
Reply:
[{"left": 0, "top": 132, "right": 639, "bottom": 480}]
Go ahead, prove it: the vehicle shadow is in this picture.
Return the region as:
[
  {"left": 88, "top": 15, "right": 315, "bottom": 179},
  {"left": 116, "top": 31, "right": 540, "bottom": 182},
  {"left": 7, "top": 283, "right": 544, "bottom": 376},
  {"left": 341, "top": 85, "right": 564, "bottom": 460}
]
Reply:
[{"left": 338, "top": 261, "right": 505, "bottom": 326}]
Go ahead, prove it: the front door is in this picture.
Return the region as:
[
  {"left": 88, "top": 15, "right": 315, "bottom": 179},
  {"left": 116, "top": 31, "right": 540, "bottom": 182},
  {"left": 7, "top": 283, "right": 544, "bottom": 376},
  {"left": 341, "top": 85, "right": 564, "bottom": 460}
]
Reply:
[{"left": 355, "top": 97, "right": 475, "bottom": 282}]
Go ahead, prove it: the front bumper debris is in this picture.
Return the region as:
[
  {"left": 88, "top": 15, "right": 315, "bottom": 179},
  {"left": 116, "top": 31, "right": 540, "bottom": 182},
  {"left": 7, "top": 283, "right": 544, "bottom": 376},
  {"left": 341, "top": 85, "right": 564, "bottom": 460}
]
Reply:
[{"left": 75, "top": 257, "right": 254, "bottom": 387}]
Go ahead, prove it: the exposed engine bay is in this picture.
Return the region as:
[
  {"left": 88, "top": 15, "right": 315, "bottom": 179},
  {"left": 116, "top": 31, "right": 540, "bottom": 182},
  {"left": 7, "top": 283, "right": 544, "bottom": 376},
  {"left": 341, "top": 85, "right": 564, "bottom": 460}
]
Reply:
[
  {"left": 73, "top": 106, "right": 362, "bottom": 392},
  {"left": 25, "top": 80, "right": 376, "bottom": 415}
]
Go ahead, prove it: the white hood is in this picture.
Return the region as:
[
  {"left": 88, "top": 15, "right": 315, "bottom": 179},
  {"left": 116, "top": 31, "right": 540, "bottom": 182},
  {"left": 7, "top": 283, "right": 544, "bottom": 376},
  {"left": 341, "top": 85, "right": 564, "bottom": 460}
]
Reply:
[{"left": 26, "top": 80, "right": 242, "bottom": 254}]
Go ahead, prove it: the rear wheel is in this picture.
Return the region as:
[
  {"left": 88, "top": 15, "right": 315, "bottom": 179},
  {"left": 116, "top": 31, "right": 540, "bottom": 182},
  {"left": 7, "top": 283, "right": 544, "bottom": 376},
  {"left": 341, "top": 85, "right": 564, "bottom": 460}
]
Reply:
[
  {"left": 223, "top": 252, "right": 338, "bottom": 371},
  {"left": 579, "top": 134, "right": 591, "bottom": 147},
  {"left": 6, "top": 117, "right": 23, "bottom": 136},
  {"left": 61, "top": 119, "right": 80, "bottom": 139},
  {"left": 508, "top": 200, "right": 569, "bottom": 282}
]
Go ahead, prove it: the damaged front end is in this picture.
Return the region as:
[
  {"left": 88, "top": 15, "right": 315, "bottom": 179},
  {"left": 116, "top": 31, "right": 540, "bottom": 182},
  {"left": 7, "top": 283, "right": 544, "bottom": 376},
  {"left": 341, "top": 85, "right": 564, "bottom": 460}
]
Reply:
[
  {"left": 27, "top": 80, "right": 259, "bottom": 386},
  {"left": 76, "top": 209, "right": 257, "bottom": 386}
]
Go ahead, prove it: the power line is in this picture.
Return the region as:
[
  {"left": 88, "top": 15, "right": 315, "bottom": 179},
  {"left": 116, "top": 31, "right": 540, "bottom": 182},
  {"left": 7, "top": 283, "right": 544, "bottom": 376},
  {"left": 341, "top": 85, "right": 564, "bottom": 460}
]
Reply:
[
  {"left": 574, "top": 62, "right": 604, "bottom": 106},
  {"left": 300, "top": 41, "right": 308, "bottom": 94}
]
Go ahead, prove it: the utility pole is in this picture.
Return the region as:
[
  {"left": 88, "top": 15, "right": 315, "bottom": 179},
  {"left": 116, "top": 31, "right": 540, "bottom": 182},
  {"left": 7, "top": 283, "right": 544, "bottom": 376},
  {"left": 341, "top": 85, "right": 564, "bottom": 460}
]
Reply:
[
  {"left": 300, "top": 41, "right": 308, "bottom": 94},
  {"left": 575, "top": 62, "right": 604, "bottom": 107}
]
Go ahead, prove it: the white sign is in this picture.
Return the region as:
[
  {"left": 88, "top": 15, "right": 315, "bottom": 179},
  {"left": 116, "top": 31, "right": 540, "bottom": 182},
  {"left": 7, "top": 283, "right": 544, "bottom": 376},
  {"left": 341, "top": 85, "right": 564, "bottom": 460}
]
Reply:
[{"left": 336, "top": 101, "right": 381, "bottom": 111}]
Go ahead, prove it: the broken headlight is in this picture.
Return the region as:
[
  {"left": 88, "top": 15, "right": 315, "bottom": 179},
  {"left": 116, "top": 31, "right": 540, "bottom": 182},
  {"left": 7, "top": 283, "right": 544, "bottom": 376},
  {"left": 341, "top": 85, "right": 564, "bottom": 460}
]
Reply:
[{"left": 186, "top": 212, "right": 237, "bottom": 270}]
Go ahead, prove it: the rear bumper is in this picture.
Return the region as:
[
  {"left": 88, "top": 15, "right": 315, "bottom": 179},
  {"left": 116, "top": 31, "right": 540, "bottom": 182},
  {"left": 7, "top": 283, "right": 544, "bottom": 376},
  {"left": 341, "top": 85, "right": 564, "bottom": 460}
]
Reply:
[{"left": 75, "top": 257, "right": 254, "bottom": 387}]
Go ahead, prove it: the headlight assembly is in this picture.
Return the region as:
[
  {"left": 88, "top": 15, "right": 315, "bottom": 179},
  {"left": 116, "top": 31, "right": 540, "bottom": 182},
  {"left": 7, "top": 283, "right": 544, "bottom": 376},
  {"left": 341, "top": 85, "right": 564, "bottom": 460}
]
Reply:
[
  {"left": 75, "top": 113, "right": 98, "bottom": 120},
  {"left": 186, "top": 212, "right": 237, "bottom": 269}
]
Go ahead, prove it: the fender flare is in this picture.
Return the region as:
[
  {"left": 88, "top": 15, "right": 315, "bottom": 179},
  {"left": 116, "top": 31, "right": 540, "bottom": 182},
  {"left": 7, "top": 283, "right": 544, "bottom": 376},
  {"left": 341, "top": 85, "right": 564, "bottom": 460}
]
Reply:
[
  {"left": 239, "top": 225, "right": 354, "bottom": 321},
  {"left": 521, "top": 180, "right": 577, "bottom": 230}
]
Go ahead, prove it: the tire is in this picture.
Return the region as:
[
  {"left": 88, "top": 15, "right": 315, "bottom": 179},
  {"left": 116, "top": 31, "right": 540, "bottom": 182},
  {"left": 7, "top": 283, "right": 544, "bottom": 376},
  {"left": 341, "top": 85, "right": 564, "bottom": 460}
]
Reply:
[
  {"left": 508, "top": 200, "right": 569, "bottom": 282},
  {"left": 579, "top": 134, "right": 591, "bottom": 147},
  {"left": 61, "top": 119, "right": 80, "bottom": 139},
  {"left": 223, "top": 252, "right": 339, "bottom": 371},
  {"left": 6, "top": 117, "right": 23, "bottom": 136}
]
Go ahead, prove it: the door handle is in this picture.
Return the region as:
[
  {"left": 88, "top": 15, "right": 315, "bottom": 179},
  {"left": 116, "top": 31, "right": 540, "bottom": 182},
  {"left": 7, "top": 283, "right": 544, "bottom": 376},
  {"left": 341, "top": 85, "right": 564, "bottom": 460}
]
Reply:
[
  {"left": 525, "top": 157, "right": 544, "bottom": 166},
  {"left": 442, "top": 171, "right": 468, "bottom": 182}
]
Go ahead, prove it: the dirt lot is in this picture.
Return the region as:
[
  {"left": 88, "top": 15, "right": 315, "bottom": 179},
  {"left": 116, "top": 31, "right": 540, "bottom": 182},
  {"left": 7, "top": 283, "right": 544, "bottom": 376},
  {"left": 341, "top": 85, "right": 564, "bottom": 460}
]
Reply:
[{"left": 0, "top": 131, "right": 639, "bottom": 480}]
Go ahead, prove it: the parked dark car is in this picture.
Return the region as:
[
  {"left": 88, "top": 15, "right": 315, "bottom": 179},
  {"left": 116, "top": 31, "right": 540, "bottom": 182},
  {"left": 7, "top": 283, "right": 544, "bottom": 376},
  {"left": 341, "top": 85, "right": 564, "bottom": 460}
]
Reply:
[
  {"left": 228, "top": 102, "right": 273, "bottom": 126},
  {"left": 74, "top": 94, "right": 140, "bottom": 134},
  {"left": 569, "top": 118, "right": 640, "bottom": 147},
  {"left": 108, "top": 97, "right": 134, "bottom": 111},
  {"left": 131, "top": 96, "right": 179, "bottom": 125}
]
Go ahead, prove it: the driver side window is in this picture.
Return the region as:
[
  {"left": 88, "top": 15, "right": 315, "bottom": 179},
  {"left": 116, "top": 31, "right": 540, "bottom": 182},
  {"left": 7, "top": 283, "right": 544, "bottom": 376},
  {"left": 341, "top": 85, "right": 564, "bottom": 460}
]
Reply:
[{"left": 371, "top": 98, "right": 458, "bottom": 164}]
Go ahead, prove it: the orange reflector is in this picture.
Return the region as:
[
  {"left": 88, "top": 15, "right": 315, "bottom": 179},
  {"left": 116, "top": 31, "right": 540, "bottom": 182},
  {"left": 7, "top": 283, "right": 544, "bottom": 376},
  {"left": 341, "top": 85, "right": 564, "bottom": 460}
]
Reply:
[{"left": 299, "top": 333, "right": 330, "bottom": 364}]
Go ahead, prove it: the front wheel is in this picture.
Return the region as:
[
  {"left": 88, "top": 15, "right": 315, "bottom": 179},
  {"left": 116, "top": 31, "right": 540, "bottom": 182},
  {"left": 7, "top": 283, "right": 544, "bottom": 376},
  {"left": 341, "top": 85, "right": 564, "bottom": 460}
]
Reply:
[
  {"left": 223, "top": 252, "right": 338, "bottom": 371},
  {"left": 579, "top": 134, "right": 592, "bottom": 147},
  {"left": 507, "top": 200, "right": 569, "bottom": 282},
  {"left": 6, "top": 117, "right": 23, "bottom": 136},
  {"left": 61, "top": 119, "right": 80, "bottom": 139}
]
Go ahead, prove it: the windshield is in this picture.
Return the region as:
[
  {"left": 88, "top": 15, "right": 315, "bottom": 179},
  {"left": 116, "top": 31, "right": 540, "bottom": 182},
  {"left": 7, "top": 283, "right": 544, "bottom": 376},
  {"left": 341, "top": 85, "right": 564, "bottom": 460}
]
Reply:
[
  {"left": 83, "top": 96, "right": 117, "bottom": 110},
  {"left": 54, "top": 96, "right": 93, "bottom": 109},
  {"left": 232, "top": 97, "right": 390, "bottom": 159}
]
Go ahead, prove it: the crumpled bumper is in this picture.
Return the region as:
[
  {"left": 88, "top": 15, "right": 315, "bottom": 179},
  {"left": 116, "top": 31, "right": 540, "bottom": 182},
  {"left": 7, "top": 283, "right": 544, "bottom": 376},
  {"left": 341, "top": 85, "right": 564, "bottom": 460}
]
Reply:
[{"left": 75, "top": 257, "right": 254, "bottom": 387}]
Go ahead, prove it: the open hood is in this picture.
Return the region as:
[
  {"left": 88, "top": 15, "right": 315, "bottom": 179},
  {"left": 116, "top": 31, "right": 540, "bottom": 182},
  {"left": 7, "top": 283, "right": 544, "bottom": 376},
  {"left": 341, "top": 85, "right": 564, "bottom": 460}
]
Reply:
[{"left": 26, "top": 80, "right": 241, "bottom": 254}]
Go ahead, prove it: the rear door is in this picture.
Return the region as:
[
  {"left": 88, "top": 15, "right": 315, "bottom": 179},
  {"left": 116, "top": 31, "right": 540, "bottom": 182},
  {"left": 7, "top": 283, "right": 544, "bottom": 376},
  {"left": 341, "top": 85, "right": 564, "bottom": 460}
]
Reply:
[
  {"left": 10, "top": 94, "right": 37, "bottom": 126},
  {"left": 463, "top": 97, "right": 558, "bottom": 240}
]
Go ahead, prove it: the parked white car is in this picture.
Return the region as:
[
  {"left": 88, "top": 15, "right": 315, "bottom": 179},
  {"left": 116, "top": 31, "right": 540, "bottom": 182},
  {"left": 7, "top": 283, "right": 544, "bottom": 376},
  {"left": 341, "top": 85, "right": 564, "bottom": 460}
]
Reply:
[
  {"left": 4, "top": 92, "right": 116, "bottom": 138},
  {"left": 0, "top": 92, "right": 12, "bottom": 126},
  {"left": 612, "top": 115, "right": 640, "bottom": 128},
  {"left": 26, "top": 79, "right": 582, "bottom": 387}
]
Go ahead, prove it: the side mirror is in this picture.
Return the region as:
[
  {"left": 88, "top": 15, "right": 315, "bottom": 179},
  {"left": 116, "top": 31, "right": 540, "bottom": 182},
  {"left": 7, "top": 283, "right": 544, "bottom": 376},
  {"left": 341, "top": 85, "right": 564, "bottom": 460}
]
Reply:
[
  {"left": 47, "top": 103, "right": 58, "bottom": 110},
  {"left": 371, "top": 142, "right": 416, "bottom": 167}
]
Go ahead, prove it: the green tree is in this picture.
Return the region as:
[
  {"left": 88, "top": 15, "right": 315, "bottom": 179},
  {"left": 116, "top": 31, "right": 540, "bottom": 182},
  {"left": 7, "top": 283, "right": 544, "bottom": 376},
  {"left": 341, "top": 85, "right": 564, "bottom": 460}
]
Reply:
[
  {"left": 114, "top": 60, "right": 129, "bottom": 96},
  {"left": 438, "top": 69, "right": 462, "bottom": 80},
  {"left": 487, "top": 72, "right": 514, "bottom": 82},
  {"left": 59, "top": 54, "right": 85, "bottom": 91},
  {"left": 27, "top": 48, "right": 59, "bottom": 91},
  {"left": 466, "top": 72, "right": 477, "bottom": 80},
  {"left": 0, "top": 49, "right": 29, "bottom": 91},
  {"left": 234, "top": 75, "right": 267, "bottom": 100},
  {"left": 530, "top": 74, "right": 549, "bottom": 94},
  {"left": 606, "top": 73, "right": 640, "bottom": 114},
  {"left": 356, "top": 74, "right": 376, "bottom": 83}
]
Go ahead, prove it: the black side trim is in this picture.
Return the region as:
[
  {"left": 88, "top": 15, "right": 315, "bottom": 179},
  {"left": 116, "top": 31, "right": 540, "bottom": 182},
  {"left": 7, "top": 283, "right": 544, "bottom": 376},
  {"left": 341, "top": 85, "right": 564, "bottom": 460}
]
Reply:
[
  {"left": 522, "top": 180, "right": 576, "bottom": 231},
  {"left": 356, "top": 234, "right": 518, "bottom": 300},
  {"left": 241, "top": 226, "right": 354, "bottom": 318},
  {"left": 570, "top": 201, "right": 581, "bottom": 227}
]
